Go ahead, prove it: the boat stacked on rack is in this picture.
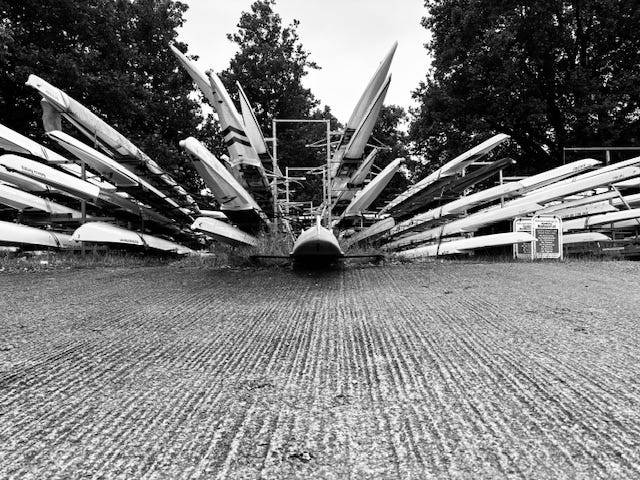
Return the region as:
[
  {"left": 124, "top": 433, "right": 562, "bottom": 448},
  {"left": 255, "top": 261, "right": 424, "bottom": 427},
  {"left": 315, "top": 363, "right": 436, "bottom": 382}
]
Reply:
[
  {"left": 3, "top": 39, "right": 640, "bottom": 262},
  {"left": 345, "top": 142, "right": 640, "bottom": 258}
]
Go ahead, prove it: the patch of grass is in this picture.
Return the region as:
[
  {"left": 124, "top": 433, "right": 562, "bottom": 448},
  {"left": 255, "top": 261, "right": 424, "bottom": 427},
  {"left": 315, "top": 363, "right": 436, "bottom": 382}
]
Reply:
[
  {"left": 0, "top": 231, "right": 299, "bottom": 273},
  {"left": 0, "top": 249, "right": 170, "bottom": 273},
  {"left": 175, "top": 232, "right": 295, "bottom": 270},
  {"left": 341, "top": 242, "right": 388, "bottom": 267}
]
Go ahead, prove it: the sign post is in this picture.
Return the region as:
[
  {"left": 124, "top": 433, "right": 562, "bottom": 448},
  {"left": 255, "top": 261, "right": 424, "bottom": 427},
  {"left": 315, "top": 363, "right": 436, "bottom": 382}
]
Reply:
[
  {"left": 513, "top": 217, "right": 533, "bottom": 260},
  {"left": 513, "top": 216, "right": 563, "bottom": 260},
  {"left": 532, "top": 215, "right": 563, "bottom": 260}
]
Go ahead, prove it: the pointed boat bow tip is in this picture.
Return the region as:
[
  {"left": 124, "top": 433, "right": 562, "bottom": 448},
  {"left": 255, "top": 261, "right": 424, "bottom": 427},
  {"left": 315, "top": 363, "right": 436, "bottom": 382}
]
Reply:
[{"left": 24, "top": 73, "right": 42, "bottom": 89}]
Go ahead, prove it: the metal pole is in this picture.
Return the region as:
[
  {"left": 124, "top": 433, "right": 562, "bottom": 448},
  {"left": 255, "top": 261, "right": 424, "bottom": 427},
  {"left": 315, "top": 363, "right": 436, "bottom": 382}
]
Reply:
[
  {"left": 271, "top": 119, "right": 278, "bottom": 231},
  {"left": 326, "top": 120, "right": 332, "bottom": 228},
  {"left": 322, "top": 166, "right": 327, "bottom": 221},
  {"left": 499, "top": 169, "right": 504, "bottom": 207},
  {"left": 605, "top": 149, "right": 611, "bottom": 165},
  {"left": 285, "top": 166, "right": 290, "bottom": 215},
  {"left": 272, "top": 118, "right": 332, "bottom": 227},
  {"left": 81, "top": 159, "right": 86, "bottom": 256}
]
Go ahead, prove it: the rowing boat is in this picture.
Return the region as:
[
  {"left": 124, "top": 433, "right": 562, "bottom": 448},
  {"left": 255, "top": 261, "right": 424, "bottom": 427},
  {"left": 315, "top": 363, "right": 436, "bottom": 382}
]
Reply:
[
  {"left": 291, "top": 218, "right": 343, "bottom": 263},
  {"left": 395, "top": 232, "right": 536, "bottom": 258},
  {"left": 0, "top": 220, "right": 76, "bottom": 249},
  {"left": 337, "top": 158, "right": 402, "bottom": 222},
  {"left": 72, "top": 222, "right": 192, "bottom": 254},
  {"left": 191, "top": 217, "right": 258, "bottom": 248}
]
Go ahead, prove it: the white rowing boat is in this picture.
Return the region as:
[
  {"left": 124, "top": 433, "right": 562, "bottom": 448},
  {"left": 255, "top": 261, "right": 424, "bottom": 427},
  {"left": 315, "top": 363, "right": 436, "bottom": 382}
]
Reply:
[
  {"left": 518, "top": 159, "right": 601, "bottom": 191},
  {"left": 0, "top": 122, "right": 115, "bottom": 191},
  {"left": 191, "top": 217, "right": 258, "bottom": 248},
  {"left": 395, "top": 232, "right": 536, "bottom": 258},
  {"left": 349, "top": 148, "right": 381, "bottom": 189},
  {"left": 508, "top": 166, "right": 640, "bottom": 209},
  {"left": 596, "top": 218, "right": 640, "bottom": 230},
  {"left": 180, "top": 137, "right": 262, "bottom": 214},
  {"left": 387, "top": 165, "right": 640, "bottom": 251},
  {"left": 562, "top": 208, "right": 640, "bottom": 231},
  {"left": 0, "top": 122, "right": 66, "bottom": 162},
  {"left": 343, "top": 217, "right": 395, "bottom": 250},
  {"left": 0, "top": 164, "right": 53, "bottom": 192},
  {"left": 387, "top": 182, "right": 524, "bottom": 239},
  {"left": 0, "top": 154, "right": 101, "bottom": 202},
  {"left": 343, "top": 42, "right": 397, "bottom": 139},
  {"left": 338, "top": 158, "right": 402, "bottom": 221},
  {"left": 383, "top": 201, "right": 541, "bottom": 251},
  {"left": 330, "top": 44, "right": 397, "bottom": 211},
  {"left": 26, "top": 74, "right": 196, "bottom": 215},
  {"left": 547, "top": 201, "right": 618, "bottom": 220},
  {"left": 380, "top": 133, "right": 510, "bottom": 215},
  {"left": 340, "top": 76, "right": 391, "bottom": 165},
  {"left": 180, "top": 137, "right": 267, "bottom": 232},
  {"left": 237, "top": 82, "right": 270, "bottom": 158},
  {"left": 536, "top": 190, "right": 620, "bottom": 215},
  {"left": 0, "top": 220, "right": 77, "bottom": 249},
  {"left": 562, "top": 232, "right": 611, "bottom": 244},
  {"left": 72, "top": 222, "right": 192, "bottom": 254},
  {"left": 47, "top": 130, "right": 139, "bottom": 187},
  {"left": 0, "top": 183, "right": 82, "bottom": 218},
  {"left": 291, "top": 218, "right": 343, "bottom": 261}
]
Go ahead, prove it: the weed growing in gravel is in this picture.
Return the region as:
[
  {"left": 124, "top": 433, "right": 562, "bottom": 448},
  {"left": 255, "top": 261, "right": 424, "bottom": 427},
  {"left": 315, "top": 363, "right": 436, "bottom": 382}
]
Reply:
[
  {"left": 0, "top": 250, "right": 169, "bottom": 272},
  {"left": 175, "top": 231, "right": 294, "bottom": 269}
]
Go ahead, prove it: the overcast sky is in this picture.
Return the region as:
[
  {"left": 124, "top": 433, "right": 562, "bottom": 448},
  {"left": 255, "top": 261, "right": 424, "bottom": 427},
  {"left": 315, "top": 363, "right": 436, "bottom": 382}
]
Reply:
[{"left": 177, "top": 0, "right": 432, "bottom": 123}]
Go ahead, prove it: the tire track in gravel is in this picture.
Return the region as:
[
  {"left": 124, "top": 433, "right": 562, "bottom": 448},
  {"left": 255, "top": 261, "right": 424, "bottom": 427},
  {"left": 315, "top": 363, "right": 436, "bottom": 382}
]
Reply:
[
  {"left": 115, "top": 296, "right": 296, "bottom": 478},
  {"left": 453, "top": 276, "right": 640, "bottom": 444},
  {"left": 425, "top": 289, "right": 612, "bottom": 476},
  {"left": 396, "top": 267, "right": 595, "bottom": 476},
  {"left": 358, "top": 300, "right": 433, "bottom": 475},
  {"left": 460, "top": 289, "right": 640, "bottom": 424},
  {"left": 356, "top": 266, "right": 464, "bottom": 473},
  {"left": 257, "top": 286, "right": 334, "bottom": 479},
  {"left": 178, "top": 279, "right": 325, "bottom": 478},
  {"left": 0, "top": 284, "right": 204, "bottom": 405},
  {"left": 2, "top": 264, "right": 640, "bottom": 479},
  {"left": 421, "top": 265, "right": 640, "bottom": 478},
  {"left": 387, "top": 282, "right": 533, "bottom": 478},
  {"left": 1, "top": 276, "right": 288, "bottom": 478},
  {"left": 464, "top": 330, "right": 640, "bottom": 473}
]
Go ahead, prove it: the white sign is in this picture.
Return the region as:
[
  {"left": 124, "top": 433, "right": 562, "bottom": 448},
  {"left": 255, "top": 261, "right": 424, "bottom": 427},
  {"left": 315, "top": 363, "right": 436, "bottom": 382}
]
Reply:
[
  {"left": 513, "top": 217, "right": 533, "bottom": 259},
  {"left": 513, "top": 216, "right": 563, "bottom": 260},
  {"left": 532, "top": 216, "right": 563, "bottom": 259}
]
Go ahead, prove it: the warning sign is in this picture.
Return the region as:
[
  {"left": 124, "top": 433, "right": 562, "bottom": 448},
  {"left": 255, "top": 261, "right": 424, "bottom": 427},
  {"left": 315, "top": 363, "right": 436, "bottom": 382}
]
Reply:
[
  {"left": 513, "top": 217, "right": 533, "bottom": 259},
  {"left": 513, "top": 216, "right": 563, "bottom": 260},
  {"left": 532, "top": 216, "right": 563, "bottom": 259}
]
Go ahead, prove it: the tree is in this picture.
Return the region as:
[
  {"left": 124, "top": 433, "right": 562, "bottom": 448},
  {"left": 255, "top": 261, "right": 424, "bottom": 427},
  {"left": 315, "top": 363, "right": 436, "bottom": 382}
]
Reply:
[
  {"left": 410, "top": 1, "right": 640, "bottom": 174},
  {"left": 0, "top": 0, "right": 204, "bottom": 193},
  {"left": 222, "top": 0, "right": 319, "bottom": 131},
  {"left": 220, "top": 0, "right": 333, "bottom": 205}
]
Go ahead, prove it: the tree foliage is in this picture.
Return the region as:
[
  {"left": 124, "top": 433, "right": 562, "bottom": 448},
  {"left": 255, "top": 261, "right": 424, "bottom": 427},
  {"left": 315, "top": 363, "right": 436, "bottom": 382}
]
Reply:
[
  {"left": 221, "top": 0, "right": 333, "bottom": 205},
  {"left": 221, "top": 0, "right": 319, "bottom": 132},
  {"left": 411, "top": 0, "right": 640, "bottom": 173},
  {"left": 0, "top": 0, "right": 204, "bottom": 192}
]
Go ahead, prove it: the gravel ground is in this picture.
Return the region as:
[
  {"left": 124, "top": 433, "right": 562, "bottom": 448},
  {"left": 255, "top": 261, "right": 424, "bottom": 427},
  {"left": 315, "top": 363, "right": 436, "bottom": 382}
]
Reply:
[{"left": 1, "top": 261, "right": 639, "bottom": 479}]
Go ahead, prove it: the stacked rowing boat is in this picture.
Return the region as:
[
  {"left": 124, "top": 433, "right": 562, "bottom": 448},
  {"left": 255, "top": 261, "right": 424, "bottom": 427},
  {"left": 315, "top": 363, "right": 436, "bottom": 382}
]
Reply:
[
  {"left": 0, "top": 44, "right": 293, "bottom": 254},
  {"left": 3, "top": 38, "right": 640, "bottom": 262},
  {"left": 343, "top": 135, "right": 640, "bottom": 258}
]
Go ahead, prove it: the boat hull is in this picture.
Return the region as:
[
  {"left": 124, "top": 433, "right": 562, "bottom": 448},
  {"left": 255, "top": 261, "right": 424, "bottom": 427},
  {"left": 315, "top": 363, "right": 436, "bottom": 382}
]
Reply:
[
  {"left": 0, "top": 220, "right": 76, "bottom": 250},
  {"left": 291, "top": 223, "right": 343, "bottom": 264},
  {"left": 191, "top": 217, "right": 258, "bottom": 248},
  {"left": 72, "top": 222, "right": 192, "bottom": 254}
]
